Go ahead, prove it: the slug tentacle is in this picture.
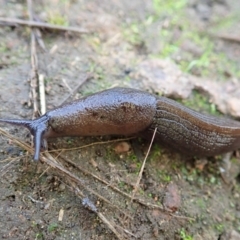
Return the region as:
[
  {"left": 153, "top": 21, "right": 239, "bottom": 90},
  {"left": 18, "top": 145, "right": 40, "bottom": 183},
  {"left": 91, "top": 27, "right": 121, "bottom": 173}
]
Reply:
[
  {"left": 0, "top": 116, "right": 49, "bottom": 161},
  {"left": 32, "top": 123, "right": 46, "bottom": 161},
  {"left": 0, "top": 118, "right": 33, "bottom": 129}
]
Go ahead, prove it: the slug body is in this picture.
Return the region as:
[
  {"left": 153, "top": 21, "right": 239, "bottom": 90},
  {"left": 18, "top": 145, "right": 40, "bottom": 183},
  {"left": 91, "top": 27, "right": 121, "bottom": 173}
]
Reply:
[{"left": 1, "top": 87, "right": 240, "bottom": 160}]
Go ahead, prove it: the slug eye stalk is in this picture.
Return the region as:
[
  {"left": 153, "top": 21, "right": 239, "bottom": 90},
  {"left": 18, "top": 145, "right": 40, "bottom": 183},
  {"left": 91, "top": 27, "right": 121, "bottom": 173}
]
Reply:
[{"left": 0, "top": 116, "right": 48, "bottom": 161}]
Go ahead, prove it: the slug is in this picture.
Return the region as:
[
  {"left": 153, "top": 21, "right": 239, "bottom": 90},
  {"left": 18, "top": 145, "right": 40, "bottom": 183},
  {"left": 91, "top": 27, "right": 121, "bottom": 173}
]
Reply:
[{"left": 1, "top": 87, "right": 240, "bottom": 161}]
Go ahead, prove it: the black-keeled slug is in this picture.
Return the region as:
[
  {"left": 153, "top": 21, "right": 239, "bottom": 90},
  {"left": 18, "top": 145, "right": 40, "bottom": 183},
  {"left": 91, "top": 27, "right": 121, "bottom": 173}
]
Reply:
[{"left": 1, "top": 87, "right": 240, "bottom": 161}]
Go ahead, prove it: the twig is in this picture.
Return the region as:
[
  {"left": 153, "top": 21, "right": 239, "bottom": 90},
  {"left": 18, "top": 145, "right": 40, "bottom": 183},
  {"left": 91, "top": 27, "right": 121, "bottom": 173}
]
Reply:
[
  {"left": 117, "top": 225, "right": 136, "bottom": 238},
  {"left": 65, "top": 180, "right": 127, "bottom": 239},
  {"left": 61, "top": 155, "right": 165, "bottom": 211},
  {"left": 170, "top": 213, "right": 195, "bottom": 221},
  {"left": 0, "top": 128, "right": 33, "bottom": 155},
  {"left": 62, "top": 78, "right": 72, "bottom": 92},
  {"left": 0, "top": 156, "right": 21, "bottom": 163},
  {"left": 0, "top": 127, "right": 195, "bottom": 225},
  {"left": 28, "top": 195, "right": 44, "bottom": 204},
  {"left": 0, "top": 158, "right": 21, "bottom": 177},
  {"left": 42, "top": 153, "right": 128, "bottom": 238},
  {"left": 43, "top": 153, "right": 129, "bottom": 218},
  {"left": 27, "top": 0, "right": 39, "bottom": 118},
  {"left": 213, "top": 33, "right": 240, "bottom": 43},
  {"left": 47, "top": 137, "right": 136, "bottom": 153},
  {"left": 0, "top": 17, "right": 88, "bottom": 34},
  {"left": 59, "top": 74, "right": 93, "bottom": 105},
  {"left": 97, "top": 212, "right": 125, "bottom": 240},
  {"left": 39, "top": 74, "right": 46, "bottom": 115},
  {"left": 67, "top": 180, "right": 124, "bottom": 238},
  {"left": 32, "top": 23, "right": 46, "bottom": 51},
  {"left": 27, "top": 0, "right": 33, "bottom": 21},
  {"left": 0, "top": 127, "right": 132, "bottom": 237},
  {"left": 26, "top": 0, "right": 45, "bottom": 51},
  {"left": 131, "top": 128, "right": 157, "bottom": 201}
]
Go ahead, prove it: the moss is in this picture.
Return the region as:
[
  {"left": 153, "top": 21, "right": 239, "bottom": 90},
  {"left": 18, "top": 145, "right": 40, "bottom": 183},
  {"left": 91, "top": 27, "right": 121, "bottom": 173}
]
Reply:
[
  {"left": 47, "top": 11, "right": 69, "bottom": 26},
  {"left": 48, "top": 223, "right": 59, "bottom": 232},
  {"left": 123, "top": 0, "right": 240, "bottom": 79},
  {"left": 179, "top": 228, "right": 193, "bottom": 240},
  {"left": 181, "top": 90, "right": 221, "bottom": 116},
  {"left": 157, "top": 170, "right": 172, "bottom": 183}
]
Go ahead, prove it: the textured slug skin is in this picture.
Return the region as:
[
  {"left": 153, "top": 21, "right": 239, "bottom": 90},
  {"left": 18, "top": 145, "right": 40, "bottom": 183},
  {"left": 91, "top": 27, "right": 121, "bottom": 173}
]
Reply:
[
  {"left": 44, "top": 87, "right": 156, "bottom": 137},
  {"left": 148, "top": 96, "right": 240, "bottom": 156},
  {"left": 1, "top": 87, "right": 240, "bottom": 160}
]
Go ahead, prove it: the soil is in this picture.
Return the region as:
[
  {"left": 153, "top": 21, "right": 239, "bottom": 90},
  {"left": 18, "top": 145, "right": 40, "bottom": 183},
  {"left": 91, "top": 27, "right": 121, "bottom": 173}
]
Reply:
[{"left": 0, "top": 0, "right": 240, "bottom": 239}]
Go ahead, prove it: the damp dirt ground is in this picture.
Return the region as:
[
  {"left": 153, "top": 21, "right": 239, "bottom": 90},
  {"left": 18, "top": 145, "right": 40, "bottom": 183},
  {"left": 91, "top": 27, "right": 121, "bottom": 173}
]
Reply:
[{"left": 0, "top": 1, "right": 240, "bottom": 239}]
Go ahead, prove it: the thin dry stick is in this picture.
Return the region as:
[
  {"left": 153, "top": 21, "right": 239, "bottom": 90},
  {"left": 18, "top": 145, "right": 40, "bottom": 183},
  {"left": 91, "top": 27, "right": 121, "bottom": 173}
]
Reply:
[
  {"left": 47, "top": 137, "right": 135, "bottom": 153},
  {"left": 62, "top": 78, "right": 72, "bottom": 92},
  {"left": 0, "top": 127, "right": 195, "bottom": 222},
  {"left": 59, "top": 74, "right": 93, "bottom": 105},
  {"left": 1, "top": 129, "right": 148, "bottom": 208},
  {"left": 131, "top": 128, "right": 158, "bottom": 201},
  {"left": 117, "top": 225, "right": 136, "bottom": 238},
  {"left": 27, "top": 0, "right": 33, "bottom": 21},
  {"left": 27, "top": 0, "right": 39, "bottom": 118},
  {"left": 0, "top": 158, "right": 21, "bottom": 177},
  {"left": 61, "top": 156, "right": 165, "bottom": 211},
  {"left": 0, "top": 129, "right": 131, "bottom": 221},
  {"left": 0, "top": 17, "right": 88, "bottom": 33},
  {"left": 39, "top": 74, "right": 46, "bottom": 115},
  {"left": 67, "top": 180, "right": 128, "bottom": 239},
  {"left": 59, "top": 156, "right": 135, "bottom": 218},
  {"left": 26, "top": 13, "right": 46, "bottom": 51},
  {"left": 0, "top": 155, "right": 22, "bottom": 163},
  {"left": 43, "top": 153, "right": 129, "bottom": 239},
  {"left": 33, "top": 25, "right": 46, "bottom": 51},
  {"left": 43, "top": 152, "right": 129, "bottom": 218},
  {"left": 212, "top": 33, "right": 240, "bottom": 43},
  {"left": 97, "top": 212, "right": 126, "bottom": 240},
  {"left": 0, "top": 128, "right": 33, "bottom": 155},
  {"left": 42, "top": 156, "right": 127, "bottom": 238}
]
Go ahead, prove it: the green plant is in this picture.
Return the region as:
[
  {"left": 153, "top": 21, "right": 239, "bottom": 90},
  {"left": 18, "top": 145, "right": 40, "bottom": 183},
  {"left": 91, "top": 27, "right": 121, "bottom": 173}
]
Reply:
[
  {"left": 48, "top": 223, "right": 58, "bottom": 232},
  {"left": 151, "top": 144, "right": 162, "bottom": 159},
  {"left": 180, "top": 228, "right": 193, "bottom": 240},
  {"left": 150, "top": 0, "right": 240, "bottom": 79},
  {"left": 157, "top": 170, "right": 172, "bottom": 183},
  {"left": 153, "top": 0, "right": 187, "bottom": 16},
  {"left": 181, "top": 90, "right": 220, "bottom": 115},
  {"left": 35, "top": 232, "right": 44, "bottom": 240},
  {"left": 215, "top": 223, "right": 224, "bottom": 232},
  {"left": 47, "top": 11, "right": 69, "bottom": 26},
  {"left": 122, "top": 23, "right": 142, "bottom": 45}
]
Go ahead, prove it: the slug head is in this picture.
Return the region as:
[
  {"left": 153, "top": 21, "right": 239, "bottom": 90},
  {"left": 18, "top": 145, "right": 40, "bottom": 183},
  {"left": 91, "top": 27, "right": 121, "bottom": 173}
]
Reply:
[{"left": 0, "top": 115, "right": 49, "bottom": 161}]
